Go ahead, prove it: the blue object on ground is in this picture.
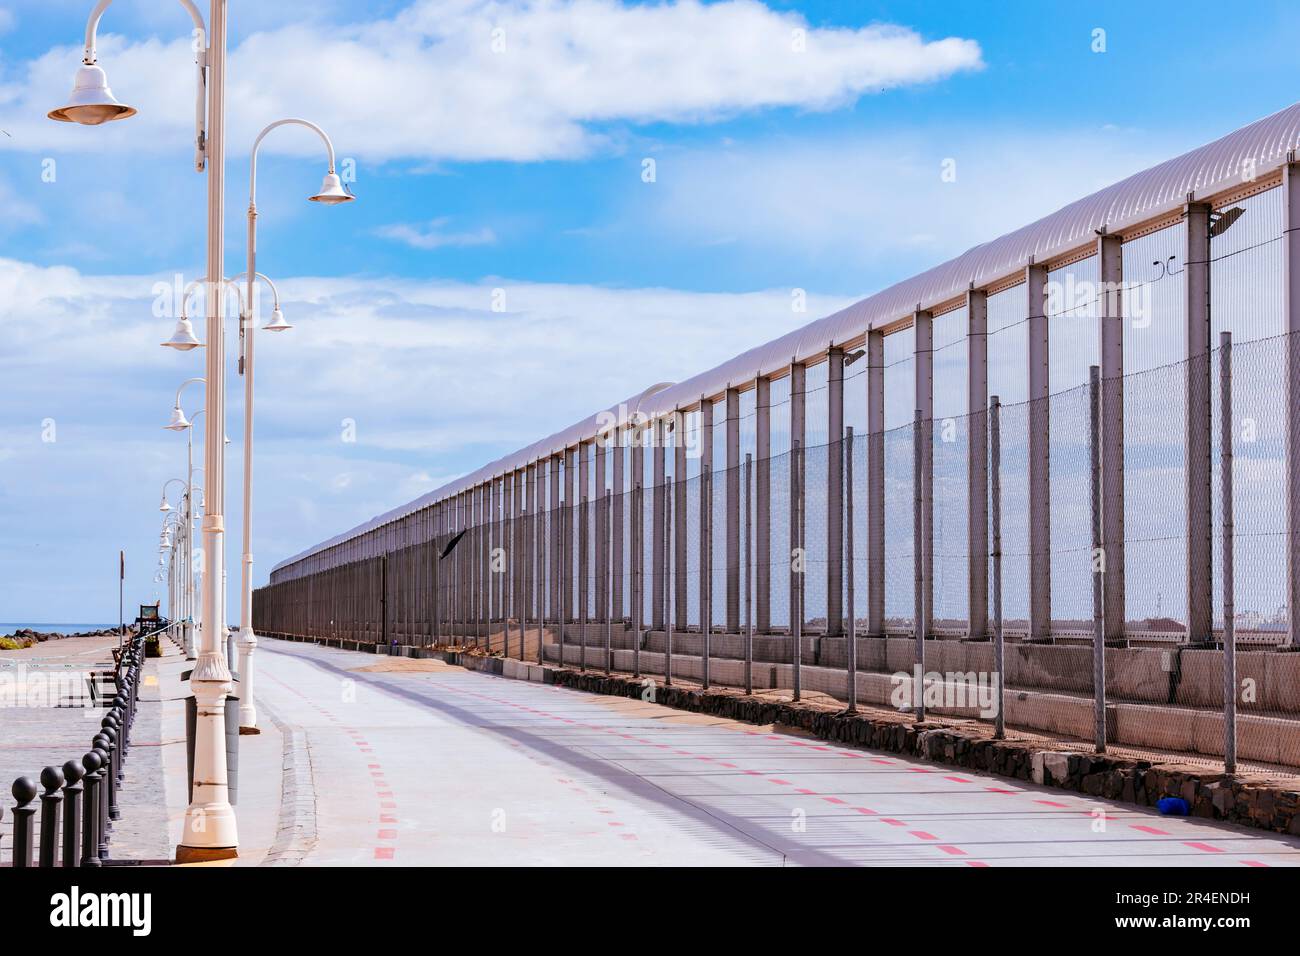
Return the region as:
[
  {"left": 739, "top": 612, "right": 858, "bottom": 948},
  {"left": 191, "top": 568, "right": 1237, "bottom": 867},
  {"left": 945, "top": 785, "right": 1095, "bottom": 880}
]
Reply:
[{"left": 1157, "top": 797, "right": 1190, "bottom": 816}]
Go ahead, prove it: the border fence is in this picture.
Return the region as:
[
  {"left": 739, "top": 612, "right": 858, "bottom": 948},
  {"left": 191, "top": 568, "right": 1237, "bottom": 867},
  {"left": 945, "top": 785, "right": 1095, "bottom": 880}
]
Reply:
[{"left": 257, "top": 104, "right": 1300, "bottom": 775}]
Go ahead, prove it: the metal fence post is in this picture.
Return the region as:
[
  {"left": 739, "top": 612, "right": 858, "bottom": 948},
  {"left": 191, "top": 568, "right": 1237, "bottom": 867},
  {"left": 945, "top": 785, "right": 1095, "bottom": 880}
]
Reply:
[
  {"left": 633, "top": 481, "right": 642, "bottom": 678},
  {"left": 665, "top": 487, "right": 674, "bottom": 687},
  {"left": 605, "top": 489, "right": 613, "bottom": 675},
  {"left": 61, "top": 759, "right": 83, "bottom": 869},
  {"left": 913, "top": 411, "right": 926, "bottom": 722},
  {"left": 11, "top": 776, "right": 37, "bottom": 868},
  {"left": 792, "top": 439, "right": 802, "bottom": 703},
  {"left": 559, "top": 502, "right": 568, "bottom": 668},
  {"left": 38, "top": 765, "right": 64, "bottom": 867},
  {"left": 845, "top": 427, "right": 857, "bottom": 713},
  {"left": 1221, "top": 332, "right": 1237, "bottom": 774},
  {"left": 990, "top": 396, "right": 1005, "bottom": 740},
  {"left": 1090, "top": 366, "right": 1107, "bottom": 754},
  {"left": 580, "top": 495, "right": 589, "bottom": 672},
  {"left": 515, "top": 472, "right": 525, "bottom": 659},
  {"left": 703, "top": 467, "right": 712, "bottom": 690},
  {"left": 745, "top": 453, "right": 754, "bottom": 695},
  {"left": 508, "top": 504, "right": 517, "bottom": 659},
  {"left": 533, "top": 504, "right": 541, "bottom": 664}
]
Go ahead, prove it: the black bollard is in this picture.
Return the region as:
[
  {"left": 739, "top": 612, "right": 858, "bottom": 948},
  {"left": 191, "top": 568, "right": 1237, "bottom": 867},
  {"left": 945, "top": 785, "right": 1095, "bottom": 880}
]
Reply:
[
  {"left": 37, "top": 765, "right": 64, "bottom": 867},
  {"left": 99, "top": 726, "right": 120, "bottom": 819},
  {"left": 92, "top": 741, "right": 110, "bottom": 859},
  {"left": 102, "top": 716, "right": 122, "bottom": 785},
  {"left": 80, "top": 752, "right": 101, "bottom": 868},
  {"left": 11, "top": 776, "right": 38, "bottom": 868},
  {"left": 61, "top": 759, "right": 83, "bottom": 869}
]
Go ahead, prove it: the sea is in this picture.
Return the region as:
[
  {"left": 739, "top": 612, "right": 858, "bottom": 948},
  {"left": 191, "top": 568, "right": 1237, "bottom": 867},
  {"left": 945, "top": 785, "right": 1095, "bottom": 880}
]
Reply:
[{"left": 0, "top": 623, "right": 116, "bottom": 635}]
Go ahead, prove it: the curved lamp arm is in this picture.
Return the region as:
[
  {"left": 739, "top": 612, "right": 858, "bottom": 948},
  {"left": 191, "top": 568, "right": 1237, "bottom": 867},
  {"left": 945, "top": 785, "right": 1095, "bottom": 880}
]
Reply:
[
  {"left": 228, "top": 272, "right": 280, "bottom": 313},
  {"left": 244, "top": 119, "right": 350, "bottom": 378},
  {"left": 82, "top": 0, "right": 206, "bottom": 63},
  {"left": 79, "top": 0, "right": 209, "bottom": 171},
  {"left": 160, "top": 476, "right": 188, "bottom": 510},
  {"left": 173, "top": 376, "right": 205, "bottom": 411},
  {"left": 249, "top": 118, "right": 340, "bottom": 204}
]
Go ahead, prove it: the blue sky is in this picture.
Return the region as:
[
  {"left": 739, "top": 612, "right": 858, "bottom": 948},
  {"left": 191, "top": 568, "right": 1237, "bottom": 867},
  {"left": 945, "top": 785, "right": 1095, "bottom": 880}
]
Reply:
[{"left": 2, "top": 0, "right": 1299, "bottom": 623}]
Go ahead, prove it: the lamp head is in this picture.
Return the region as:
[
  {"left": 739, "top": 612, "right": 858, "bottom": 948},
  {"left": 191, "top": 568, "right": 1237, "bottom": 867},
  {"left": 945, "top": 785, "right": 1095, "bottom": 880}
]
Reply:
[
  {"left": 48, "top": 64, "right": 137, "bottom": 126},
  {"left": 164, "top": 405, "right": 190, "bottom": 432},
  {"left": 161, "top": 317, "right": 202, "bottom": 351},
  {"left": 309, "top": 172, "right": 354, "bottom": 205},
  {"left": 262, "top": 307, "right": 292, "bottom": 332},
  {"left": 159, "top": 495, "right": 172, "bottom": 513}
]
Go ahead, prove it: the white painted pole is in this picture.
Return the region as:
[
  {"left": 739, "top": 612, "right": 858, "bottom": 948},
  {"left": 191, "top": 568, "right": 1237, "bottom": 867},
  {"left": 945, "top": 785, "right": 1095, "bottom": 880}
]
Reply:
[
  {"left": 180, "top": 0, "right": 237, "bottom": 862},
  {"left": 237, "top": 191, "right": 259, "bottom": 729}
]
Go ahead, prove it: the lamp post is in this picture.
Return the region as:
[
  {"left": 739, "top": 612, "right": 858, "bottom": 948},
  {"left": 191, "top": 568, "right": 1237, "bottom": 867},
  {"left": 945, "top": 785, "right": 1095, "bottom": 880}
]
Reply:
[
  {"left": 161, "top": 509, "right": 182, "bottom": 622},
  {"left": 166, "top": 378, "right": 205, "bottom": 658},
  {"left": 160, "top": 480, "right": 185, "bottom": 626},
  {"left": 53, "top": 0, "right": 236, "bottom": 861},
  {"left": 236, "top": 118, "right": 353, "bottom": 732}
]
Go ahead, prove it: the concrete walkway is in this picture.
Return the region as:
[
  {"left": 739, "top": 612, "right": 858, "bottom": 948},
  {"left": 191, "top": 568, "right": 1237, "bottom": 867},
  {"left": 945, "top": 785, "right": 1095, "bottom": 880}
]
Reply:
[{"left": 254, "top": 638, "right": 1300, "bottom": 867}]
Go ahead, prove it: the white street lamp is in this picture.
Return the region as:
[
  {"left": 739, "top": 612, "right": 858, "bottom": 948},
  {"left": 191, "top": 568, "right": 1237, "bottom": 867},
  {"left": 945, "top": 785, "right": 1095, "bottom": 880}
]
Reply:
[
  {"left": 53, "top": 1, "right": 236, "bottom": 862},
  {"left": 49, "top": 0, "right": 209, "bottom": 174},
  {"left": 234, "top": 118, "right": 354, "bottom": 732}
]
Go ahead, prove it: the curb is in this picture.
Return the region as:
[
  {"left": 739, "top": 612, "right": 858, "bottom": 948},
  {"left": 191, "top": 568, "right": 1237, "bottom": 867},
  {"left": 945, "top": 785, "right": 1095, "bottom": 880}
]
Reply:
[{"left": 257, "top": 695, "right": 319, "bottom": 866}]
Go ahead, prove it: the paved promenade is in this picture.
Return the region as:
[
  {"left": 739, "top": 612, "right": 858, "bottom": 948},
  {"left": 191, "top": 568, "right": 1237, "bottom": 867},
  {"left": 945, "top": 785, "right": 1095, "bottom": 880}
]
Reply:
[
  {"left": 251, "top": 638, "right": 1300, "bottom": 867},
  {"left": 11, "top": 632, "right": 1299, "bottom": 866},
  {"left": 0, "top": 636, "right": 116, "bottom": 802}
]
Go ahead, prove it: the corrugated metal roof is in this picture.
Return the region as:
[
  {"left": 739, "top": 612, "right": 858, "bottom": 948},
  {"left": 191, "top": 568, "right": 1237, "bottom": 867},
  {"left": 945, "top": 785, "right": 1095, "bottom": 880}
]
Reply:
[{"left": 271, "top": 100, "right": 1300, "bottom": 577}]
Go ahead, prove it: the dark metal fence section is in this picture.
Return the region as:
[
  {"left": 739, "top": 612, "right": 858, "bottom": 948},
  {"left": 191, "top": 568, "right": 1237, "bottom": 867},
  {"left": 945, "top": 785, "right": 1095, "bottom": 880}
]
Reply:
[
  {"left": 253, "top": 336, "right": 1300, "bottom": 775},
  {"left": 5, "top": 628, "right": 146, "bottom": 867}
]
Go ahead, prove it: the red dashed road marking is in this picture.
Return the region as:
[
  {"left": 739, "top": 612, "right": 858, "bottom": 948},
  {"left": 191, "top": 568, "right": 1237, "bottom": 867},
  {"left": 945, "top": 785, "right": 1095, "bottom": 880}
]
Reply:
[
  {"left": 423, "top": 675, "right": 1011, "bottom": 862},
  {"left": 1184, "top": 842, "right": 1225, "bottom": 853},
  {"left": 374, "top": 847, "right": 394, "bottom": 860},
  {"left": 1131, "top": 825, "right": 1170, "bottom": 835},
  {"left": 1242, "top": 860, "right": 1269, "bottom": 867},
  {"left": 1034, "top": 800, "right": 1069, "bottom": 808}
]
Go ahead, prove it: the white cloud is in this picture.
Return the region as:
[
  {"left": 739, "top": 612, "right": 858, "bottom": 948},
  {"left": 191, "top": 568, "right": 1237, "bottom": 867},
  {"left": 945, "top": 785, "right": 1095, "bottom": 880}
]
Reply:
[
  {"left": 374, "top": 217, "right": 497, "bottom": 249},
  {"left": 1, "top": 0, "right": 981, "bottom": 162},
  {"left": 635, "top": 127, "right": 1174, "bottom": 270}
]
